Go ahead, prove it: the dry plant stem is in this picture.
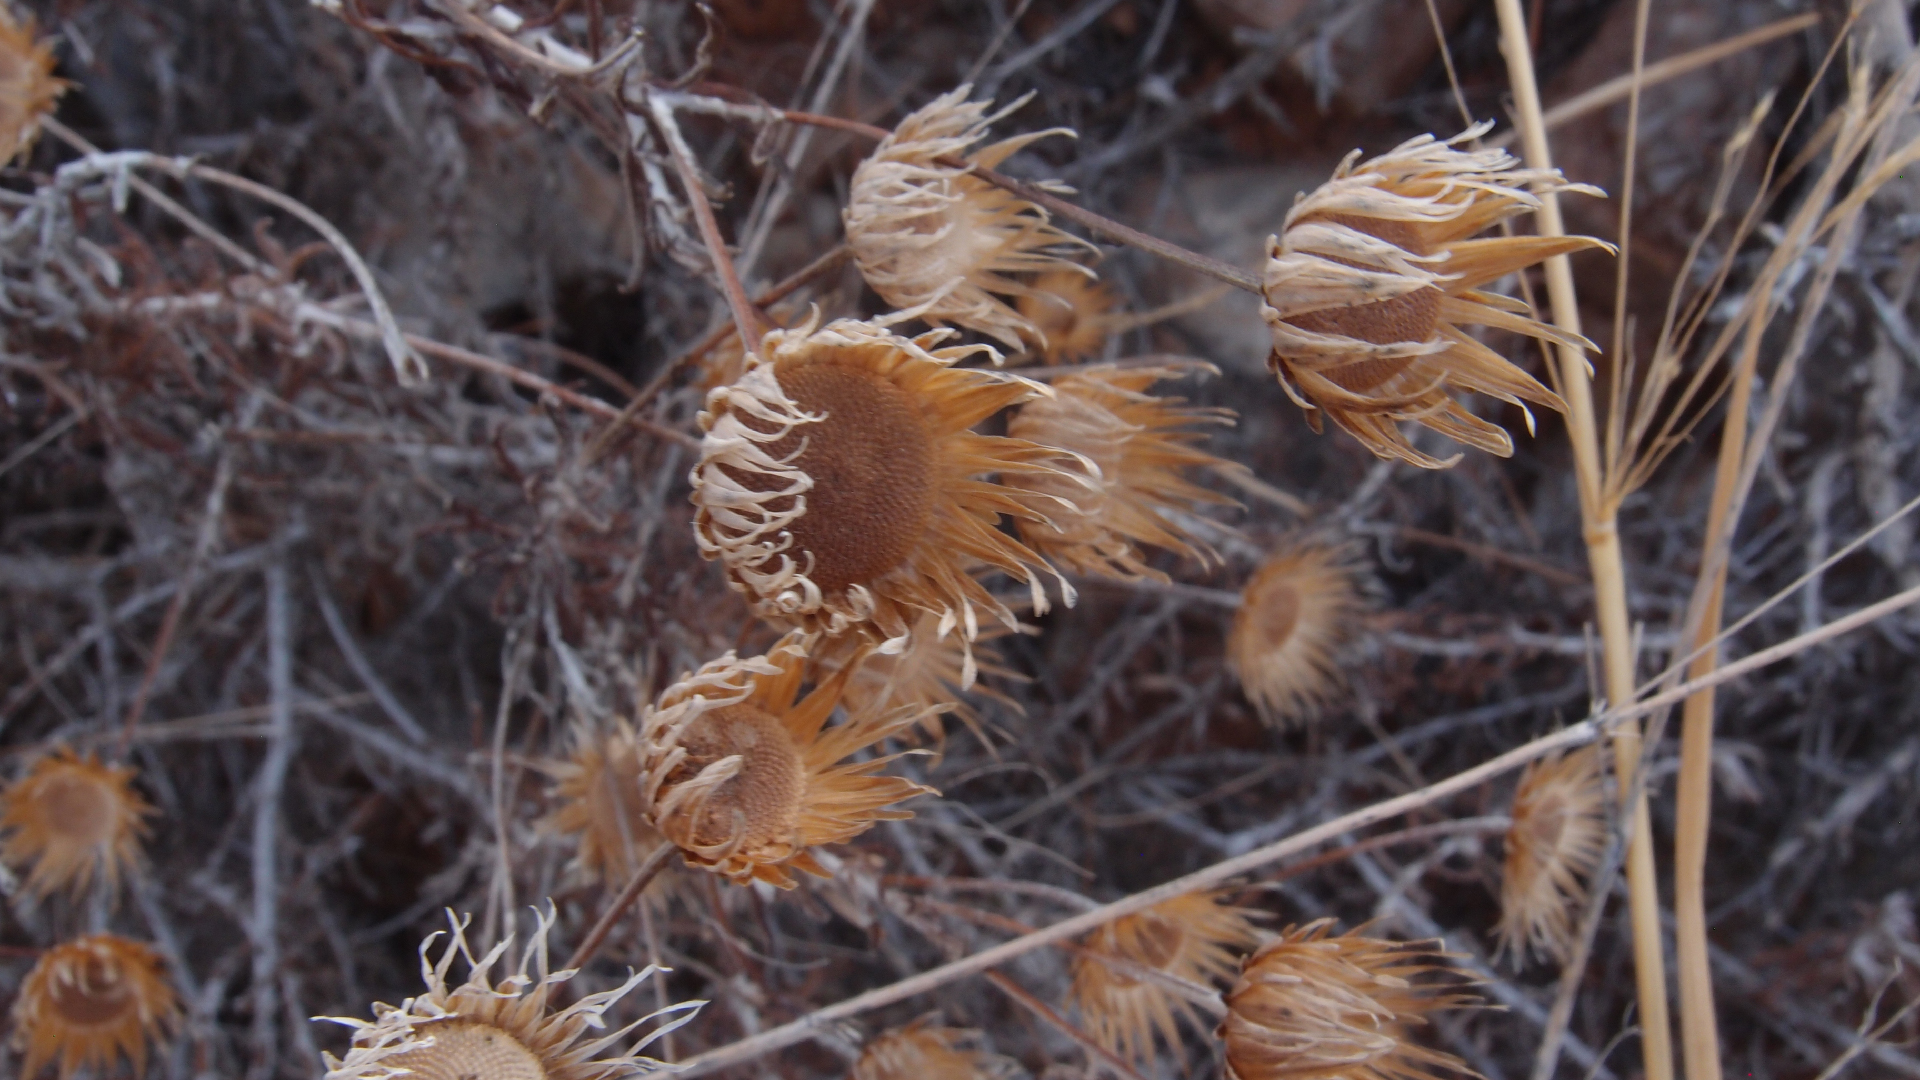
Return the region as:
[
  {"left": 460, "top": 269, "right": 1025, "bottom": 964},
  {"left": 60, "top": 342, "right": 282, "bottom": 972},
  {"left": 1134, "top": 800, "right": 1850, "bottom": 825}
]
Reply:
[
  {"left": 983, "top": 972, "right": 1153, "bottom": 1080},
  {"left": 563, "top": 841, "right": 679, "bottom": 973},
  {"left": 1492, "top": 4, "right": 1674, "bottom": 1080},
  {"left": 647, "top": 95, "right": 769, "bottom": 357}
]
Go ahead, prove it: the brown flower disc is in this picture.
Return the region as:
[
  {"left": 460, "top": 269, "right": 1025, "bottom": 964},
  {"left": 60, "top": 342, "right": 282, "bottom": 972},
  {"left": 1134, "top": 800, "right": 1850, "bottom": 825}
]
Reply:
[
  {"left": 1282, "top": 213, "right": 1439, "bottom": 393},
  {"left": 758, "top": 362, "right": 937, "bottom": 595},
  {"left": 670, "top": 704, "right": 806, "bottom": 850},
  {"left": 382, "top": 1022, "right": 546, "bottom": 1080},
  {"left": 49, "top": 954, "right": 137, "bottom": 1028},
  {"left": 38, "top": 773, "right": 116, "bottom": 846},
  {"left": 1245, "top": 580, "right": 1301, "bottom": 651}
]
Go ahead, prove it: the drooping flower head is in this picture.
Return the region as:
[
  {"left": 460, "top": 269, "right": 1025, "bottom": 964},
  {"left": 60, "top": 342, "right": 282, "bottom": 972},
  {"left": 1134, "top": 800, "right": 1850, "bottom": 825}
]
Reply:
[
  {"left": 11, "top": 934, "right": 179, "bottom": 1080},
  {"left": 845, "top": 86, "right": 1097, "bottom": 352},
  {"left": 690, "top": 313, "right": 1084, "bottom": 685},
  {"left": 1262, "top": 122, "right": 1609, "bottom": 468},
  {"left": 851, "top": 1021, "right": 1020, "bottom": 1080},
  {"left": 1016, "top": 269, "right": 1120, "bottom": 363},
  {"left": 1072, "top": 891, "right": 1264, "bottom": 1064},
  {"left": 1008, "top": 362, "right": 1239, "bottom": 582},
  {"left": 0, "top": 8, "right": 64, "bottom": 164},
  {"left": 0, "top": 748, "right": 154, "bottom": 901},
  {"left": 1219, "top": 920, "right": 1483, "bottom": 1080},
  {"left": 544, "top": 720, "right": 679, "bottom": 906},
  {"left": 639, "top": 632, "right": 936, "bottom": 888},
  {"left": 1228, "top": 543, "right": 1366, "bottom": 726},
  {"left": 1496, "top": 746, "right": 1607, "bottom": 966},
  {"left": 320, "top": 907, "right": 693, "bottom": 1080},
  {"left": 826, "top": 610, "right": 1026, "bottom": 748}
]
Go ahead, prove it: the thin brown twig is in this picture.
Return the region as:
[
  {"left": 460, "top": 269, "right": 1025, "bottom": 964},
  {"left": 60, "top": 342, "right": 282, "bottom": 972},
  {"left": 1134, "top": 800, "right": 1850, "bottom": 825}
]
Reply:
[
  {"left": 984, "top": 971, "right": 1155, "bottom": 1080},
  {"left": 563, "top": 838, "right": 678, "bottom": 972},
  {"left": 646, "top": 94, "right": 769, "bottom": 357}
]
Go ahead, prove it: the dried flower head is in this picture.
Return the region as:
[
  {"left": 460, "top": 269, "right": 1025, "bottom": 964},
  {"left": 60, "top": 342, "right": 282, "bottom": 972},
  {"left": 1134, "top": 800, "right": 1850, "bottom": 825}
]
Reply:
[
  {"left": 545, "top": 720, "right": 678, "bottom": 903},
  {"left": 845, "top": 86, "right": 1097, "bottom": 351},
  {"left": 0, "top": 8, "right": 64, "bottom": 164},
  {"left": 321, "top": 907, "right": 691, "bottom": 1080},
  {"left": 828, "top": 610, "right": 1025, "bottom": 747},
  {"left": 691, "top": 313, "right": 1083, "bottom": 685},
  {"left": 639, "top": 632, "right": 936, "bottom": 888},
  {"left": 1228, "top": 544, "right": 1365, "bottom": 726},
  {"left": 1015, "top": 269, "right": 1120, "bottom": 363},
  {"left": 1262, "top": 123, "right": 1610, "bottom": 468},
  {"left": 852, "top": 1022, "right": 1019, "bottom": 1080},
  {"left": 1496, "top": 746, "right": 1607, "bottom": 966},
  {"left": 0, "top": 748, "right": 154, "bottom": 901},
  {"left": 1219, "top": 920, "right": 1483, "bottom": 1080},
  {"left": 11, "top": 933, "right": 180, "bottom": 1080},
  {"left": 1008, "top": 362, "right": 1238, "bottom": 582},
  {"left": 1071, "top": 891, "right": 1263, "bottom": 1064}
]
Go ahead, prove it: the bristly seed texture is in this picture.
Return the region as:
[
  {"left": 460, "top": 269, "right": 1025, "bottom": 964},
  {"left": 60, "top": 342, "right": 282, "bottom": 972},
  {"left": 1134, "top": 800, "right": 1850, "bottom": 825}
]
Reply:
[
  {"left": 10, "top": 933, "right": 180, "bottom": 1080},
  {"left": 0, "top": 748, "right": 154, "bottom": 902},
  {"left": 1072, "top": 890, "right": 1264, "bottom": 1065},
  {"left": 1228, "top": 543, "right": 1366, "bottom": 726},
  {"left": 0, "top": 7, "right": 65, "bottom": 163},
  {"left": 1496, "top": 745, "right": 1608, "bottom": 966}
]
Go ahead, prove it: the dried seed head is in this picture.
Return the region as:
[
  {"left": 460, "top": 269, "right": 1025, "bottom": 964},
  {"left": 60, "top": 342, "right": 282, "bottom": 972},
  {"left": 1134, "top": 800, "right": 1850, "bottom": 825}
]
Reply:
[
  {"left": 1219, "top": 920, "right": 1483, "bottom": 1080},
  {"left": 0, "top": 8, "right": 64, "bottom": 164},
  {"left": 852, "top": 1022, "right": 1020, "bottom": 1080},
  {"left": 1008, "top": 362, "right": 1239, "bottom": 582},
  {"left": 320, "top": 907, "right": 689, "bottom": 1080},
  {"left": 545, "top": 720, "right": 679, "bottom": 905},
  {"left": 1071, "top": 891, "right": 1263, "bottom": 1064},
  {"left": 1496, "top": 746, "right": 1607, "bottom": 966},
  {"left": 1228, "top": 544, "right": 1365, "bottom": 726},
  {"left": 639, "top": 631, "right": 936, "bottom": 888},
  {"left": 0, "top": 749, "right": 153, "bottom": 901},
  {"left": 845, "top": 86, "right": 1097, "bottom": 351},
  {"left": 826, "top": 611, "right": 1026, "bottom": 748},
  {"left": 1261, "top": 123, "right": 1611, "bottom": 468},
  {"left": 1015, "top": 270, "right": 1120, "bottom": 363},
  {"left": 11, "top": 934, "right": 179, "bottom": 1080},
  {"left": 690, "top": 313, "right": 1082, "bottom": 686}
]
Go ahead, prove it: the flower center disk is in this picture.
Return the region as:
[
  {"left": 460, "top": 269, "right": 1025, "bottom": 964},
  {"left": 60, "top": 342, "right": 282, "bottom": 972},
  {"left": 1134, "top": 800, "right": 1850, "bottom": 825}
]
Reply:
[
  {"left": 48, "top": 957, "right": 136, "bottom": 1028},
  {"left": 672, "top": 704, "right": 806, "bottom": 851},
  {"left": 1282, "top": 213, "right": 1439, "bottom": 393},
  {"left": 40, "top": 774, "right": 116, "bottom": 846},
  {"left": 383, "top": 1021, "right": 548, "bottom": 1080}
]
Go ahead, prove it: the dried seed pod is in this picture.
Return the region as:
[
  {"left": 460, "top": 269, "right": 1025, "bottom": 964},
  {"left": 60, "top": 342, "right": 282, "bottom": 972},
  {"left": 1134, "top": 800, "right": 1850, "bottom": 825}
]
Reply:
[
  {"left": 0, "top": 749, "right": 154, "bottom": 901},
  {"left": 320, "top": 907, "right": 689, "bottom": 1080},
  {"left": 845, "top": 87, "right": 1097, "bottom": 352},
  {"left": 639, "top": 631, "right": 936, "bottom": 888},
  {"left": 0, "top": 7, "right": 64, "bottom": 164},
  {"left": 1262, "top": 122, "right": 1610, "bottom": 468},
  {"left": 1015, "top": 270, "right": 1120, "bottom": 364},
  {"left": 1219, "top": 920, "right": 1483, "bottom": 1080},
  {"left": 545, "top": 720, "right": 678, "bottom": 904},
  {"left": 1007, "top": 362, "right": 1238, "bottom": 582},
  {"left": 1228, "top": 544, "right": 1365, "bottom": 726},
  {"left": 1071, "top": 891, "right": 1263, "bottom": 1064},
  {"left": 826, "top": 610, "right": 1026, "bottom": 747},
  {"left": 690, "top": 313, "right": 1084, "bottom": 685},
  {"left": 11, "top": 933, "right": 179, "bottom": 1080},
  {"left": 1496, "top": 746, "right": 1607, "bottom": 965},
  {"left": 851, "top": 1022, "right": 1020, "bottom": 1080}
]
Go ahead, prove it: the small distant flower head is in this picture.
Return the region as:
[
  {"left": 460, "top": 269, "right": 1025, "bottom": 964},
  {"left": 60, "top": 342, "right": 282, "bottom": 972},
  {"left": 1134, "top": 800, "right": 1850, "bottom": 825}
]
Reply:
[
  {"left": 825, "top": 610, "right": 1026, "bottom": 749},
  {"left": 1496, "top": 746, "right": 1607, "bottom": 966},
  {"left": 0, "top": 748, "right": 154, "bottom": 901},
  {"left": 544, "top": 720, "right": 679, "bottom": 907},
  {"left": 1228, "top": 543, "right": 1366, "bottom": 726},
  {"left": 320, "top": 906, "right": 694, "bottom": 1080},
  {"left": 1262, "top": 123, "right": 1610, "bottom": 468},
  {"left": 1015, "top": 270, "right": 1120, "bottom": 363},
  {"left": 11, "top": 933, "right": 179, "bottom": 1080},
  {"left": 639, "top": 631, "right": 935, "bottom": 888},
  {"left": 1219, "top": 920, "right": 1483, "bottom": 1080},
  {"left": 1072, "top": 891, "right": 1263, "bottom": 1064},
  {"left": 852, "top": 1021, "right": 1020, "bottom": 1080},
  {"left": 846, "top": 86, "right": 1097, "bottom": 352},
  {"left": 0, "top": 8, "right": 65, "bottom": 163}
]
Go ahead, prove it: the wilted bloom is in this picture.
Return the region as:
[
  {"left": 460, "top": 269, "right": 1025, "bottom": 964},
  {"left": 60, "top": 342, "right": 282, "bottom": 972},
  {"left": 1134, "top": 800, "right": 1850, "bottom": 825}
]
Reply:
[
  {"left": 639, "top": 632, "right": 935, "bottom": 888},
  {"left": 0, "top": 8, "right": 64, "bottom": 163},
  {"left": 1008, "top": 362, "right": 1238, "bottom": 582},
  {"left": 845, "top": 86, "right": 1097, "bottom": 351},
  {"left": 1016, "top": 269, "right": 1120, "bottom": 363},
  {"left": 1072, "top": 891, "right": 1263, "bottom": 1064},
  {"left": 1228, "top": 544, "right": 1365, "bottom": 726},
  {"left": 321, "top": 907, "right": 694, "bottom": 1080},
  {"left": 545, "top": 720, "right": 678, "bottom": 904},
  {"left": 826, "top": 610, "right": 1026, "bottom": 747},
  {"left": 1, "top": 748, "right": 153, "bottom": 901},
  {"left": 852, "top": 1022, "right": 1020, "bottom": 1080},
  {"left": 11, "top": 934, "right": 179, "bottom": 1080},
  {"left": 690, "top": 313, "right": 1083, "bottom": 685},
  {"left": 1496, "top": 746, "right": 1607, "bottom": 965},
  {"left": 1219, "top": 920, "right": 1483, "bottom": 1080},
  {"left": 1262, "top": 122, "right": 1609, "bottom": 468}
]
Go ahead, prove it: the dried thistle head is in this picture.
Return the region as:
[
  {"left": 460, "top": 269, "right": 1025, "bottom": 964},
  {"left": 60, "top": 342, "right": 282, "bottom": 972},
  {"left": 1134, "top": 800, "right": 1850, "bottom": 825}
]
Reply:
[
  {"left": 639, "top": 631, "right": 936, "bottom": 888},
  {"left": 1262, "top": 123, "right": 1610, "bottom": 468},
  {"left": 1071, "top": 891, "right": 1264, "bottom": 1064},
  {"left": 1496, "top": 746, "right": 1607, "bottom": 966},
  {"left": 845, "top": 86, "right": 1097, "bottom": 351},
  {"left": 1007, "top": 362, "right": 1238, "bottom": 582},
  {"left": 1219, "top": 920, "right": 1483, "bottom": 1080},
  {"left": 826, "top": 610, "right": 1026, "bottom": 748},
  {"left": 544, "top": 720, "right": 679, "bottom": 905},
  {"left": 11, "top": 933, "right": 180, "bottom": 1080},
  {"left": 1228, "top": 544, "right": 1365, "bottom": 726},
  {"left": 0, "top": 7, "right": 64, "bottom": 164},
  {"left": 320, "top": 907, "right": 687, "bottom": 1080},
  {"left": 690, "top": 313, "right": 1083, "bottom": 686},
  {"left": 0, "top": 749, "right": 154, "bottom": 901},
  {"left": 851, "top": 1021, "right": 1020, "bottom": 1080},
  {"left": 1015, "top": 270, "right": 1120, "bottom": 363}
]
